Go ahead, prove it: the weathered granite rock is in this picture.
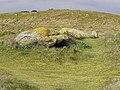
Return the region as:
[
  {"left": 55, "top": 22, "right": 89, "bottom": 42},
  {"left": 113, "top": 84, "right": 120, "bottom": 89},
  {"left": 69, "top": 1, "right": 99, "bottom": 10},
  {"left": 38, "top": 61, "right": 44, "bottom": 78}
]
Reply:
[
  {"left": 59, "top": 28, "right": 98, "bottom": 39},
  {"left": 91, "top": 31, "right": 98, "bottom": 38},
  {"left": 14, "top": 31, "right": 39, "bottom": 47},
  {"left": 14, "top": 27, "right": 98, "bottom": 47},
  {"left": 14, "top": 27, "right": 68, "bottom": 47},
  {"left": 38, "top": 35, "right": 69, "bottom": 47}
]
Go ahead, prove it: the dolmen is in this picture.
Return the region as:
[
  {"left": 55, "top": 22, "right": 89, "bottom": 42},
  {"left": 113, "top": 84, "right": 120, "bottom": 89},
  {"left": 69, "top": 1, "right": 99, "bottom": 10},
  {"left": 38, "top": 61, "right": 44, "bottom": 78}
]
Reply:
[{"left": 14, "top": 27, "right": 98, "bottom": 47}]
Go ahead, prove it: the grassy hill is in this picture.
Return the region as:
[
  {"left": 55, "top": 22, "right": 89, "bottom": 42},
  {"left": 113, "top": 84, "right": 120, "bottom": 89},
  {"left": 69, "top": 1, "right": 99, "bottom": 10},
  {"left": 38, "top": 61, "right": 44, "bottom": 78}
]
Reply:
[{"left": 0, "top": 10, "right": 120, "bottom": 90}]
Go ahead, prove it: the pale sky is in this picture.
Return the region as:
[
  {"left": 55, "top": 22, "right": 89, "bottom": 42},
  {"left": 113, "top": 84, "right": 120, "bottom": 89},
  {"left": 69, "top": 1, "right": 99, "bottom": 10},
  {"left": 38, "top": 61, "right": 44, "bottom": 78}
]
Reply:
[{"left": 0, "top": 0, "right": 120, "bottom": 15}]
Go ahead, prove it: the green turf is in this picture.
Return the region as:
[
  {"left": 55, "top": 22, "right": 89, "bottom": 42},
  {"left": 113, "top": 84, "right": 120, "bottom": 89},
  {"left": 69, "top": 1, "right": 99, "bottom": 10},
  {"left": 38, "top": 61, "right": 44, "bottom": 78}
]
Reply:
[{"left": 0, "top": 10, "right": 120, "bottom": 90}]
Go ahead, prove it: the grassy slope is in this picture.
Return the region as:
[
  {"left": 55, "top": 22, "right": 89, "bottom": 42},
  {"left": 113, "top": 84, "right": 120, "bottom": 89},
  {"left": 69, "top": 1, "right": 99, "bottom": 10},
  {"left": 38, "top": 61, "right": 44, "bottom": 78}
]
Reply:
[{"left": 0, "top": 10, "right": 120, "bottom": 90}]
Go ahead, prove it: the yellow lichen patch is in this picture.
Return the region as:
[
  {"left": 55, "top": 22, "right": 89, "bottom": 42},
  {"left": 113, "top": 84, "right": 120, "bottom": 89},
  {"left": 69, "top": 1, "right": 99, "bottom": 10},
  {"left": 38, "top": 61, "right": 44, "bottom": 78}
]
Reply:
[
  {"left": 18, "top": 38, "right": 35, "bottom": 46},
  {"left": 40, "top": 36, "right": 52, "bottom": 42},
  {"left": 59, "top": 28, "right": 76, "bottom": 35},
  {"left": 39, "top": 34, "right": 69, "bottom": 46},
  {"left": 50, "top": 30, "right": 58, "bottom": 35},
  {"left": 52, "top": 35, "right": 63, "bottom": 42},
  {"left": 62, "top": 35, "right": 69, "bottom": 40},
  {"left": 60, "top": 28, "right": 82, "bottom": 39},
  {"left": 59, "top": 28, "right": 71, "bottom": 34},
  {"left": 44, "top": 37, "right": 52, "bottom": 42},
  {"left": 74, "top": 34, "right": 81, "bottom": 38},
  {"left": 52, "top": 35, "right": 68, "bottom": 40},
  {"left": 33, "top": 27, "right": 59, "bottom": 36},
  {"left": 51, "top": 35, "right": 69, "bottom": 44},
  {"left": 33, "top": 27, "right": 50, "bottom": 36}
]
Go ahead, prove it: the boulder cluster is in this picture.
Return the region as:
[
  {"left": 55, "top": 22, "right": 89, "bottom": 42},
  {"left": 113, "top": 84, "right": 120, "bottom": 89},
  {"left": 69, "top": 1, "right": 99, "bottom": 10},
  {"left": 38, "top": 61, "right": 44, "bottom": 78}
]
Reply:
[{"left": 14, "top": 27, "right": 98, "bottom": 47}]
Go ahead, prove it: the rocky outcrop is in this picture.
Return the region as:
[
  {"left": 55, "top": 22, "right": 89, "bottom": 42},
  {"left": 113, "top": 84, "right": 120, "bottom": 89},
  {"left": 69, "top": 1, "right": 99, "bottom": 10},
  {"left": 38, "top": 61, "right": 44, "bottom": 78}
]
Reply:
[
  {"left": 14, "top": 27, "right": 98, "bottom": 47},
  {"left": 14, "top": 31, "right": 39, "bottom": 47},
  {"left": 14, "top": 27, "right": 69, "bottom": 47}
]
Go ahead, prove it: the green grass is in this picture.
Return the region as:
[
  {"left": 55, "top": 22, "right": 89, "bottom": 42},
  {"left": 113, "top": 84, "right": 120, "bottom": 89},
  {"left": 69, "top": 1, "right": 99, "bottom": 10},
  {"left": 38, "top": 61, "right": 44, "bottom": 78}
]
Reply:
[{"left": 0, "top": 10, "right": 120, "bottom": 90}]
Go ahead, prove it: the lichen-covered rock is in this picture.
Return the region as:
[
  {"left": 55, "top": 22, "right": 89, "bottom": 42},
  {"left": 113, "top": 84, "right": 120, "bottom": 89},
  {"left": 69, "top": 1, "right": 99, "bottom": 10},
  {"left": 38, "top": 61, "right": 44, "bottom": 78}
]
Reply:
[
  {"left": 14, "top": 27, "right": 68, "bottom": 47},
  {"left": 33, "top": 27, "right": 58, "bottom": 36},
  {"left": 59, "top": 28, "right": 86, "bottom": 39},
  {"left": 33, "top": 27, "right": 50, "bottom": 36},
  {"left": 91, "top": 31, "right": 98, "bottom": 38},
  {"left": 14, "top": 31, "right": 39, "bottom": 47},
  {"left": 15, "top": 31, "right": 31, "bottom": 42},
  {"left": 38, "top": 35, "right": 69, "bottom": 47},
  {"left": 59, "top": 28, "right": 73, "bottom": 34},
  {"left": 14, "top": 27, "right": 98, "bottom": 47},
  {"left": 59, "top": 28, "right": 98, "bottom": 38}
]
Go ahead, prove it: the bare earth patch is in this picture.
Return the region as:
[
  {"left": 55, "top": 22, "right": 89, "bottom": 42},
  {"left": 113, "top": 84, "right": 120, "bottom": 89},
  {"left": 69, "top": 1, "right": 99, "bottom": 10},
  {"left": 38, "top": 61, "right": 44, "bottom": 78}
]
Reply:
[
  {"left": 104, "top": 78, "right": 120, "bottom": 90},
  {"left": 0, "top": 75, "right": 9, "bottom": 90}
]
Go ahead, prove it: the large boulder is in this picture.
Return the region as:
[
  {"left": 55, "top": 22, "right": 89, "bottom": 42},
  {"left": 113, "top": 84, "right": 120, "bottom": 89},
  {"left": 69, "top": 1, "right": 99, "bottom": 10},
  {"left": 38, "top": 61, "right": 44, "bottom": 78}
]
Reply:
[
  {"left": 14, "top": 31, "right": 39, "bottom": 47},
  {"left": 39, "top": 35, "right": 69, "bottom": 47},
  {"left": 33, "top": 27, "right": 58, "bottom": 36},
  {"left": 59, "top": 28, "right": 98, "bottom": 39}
]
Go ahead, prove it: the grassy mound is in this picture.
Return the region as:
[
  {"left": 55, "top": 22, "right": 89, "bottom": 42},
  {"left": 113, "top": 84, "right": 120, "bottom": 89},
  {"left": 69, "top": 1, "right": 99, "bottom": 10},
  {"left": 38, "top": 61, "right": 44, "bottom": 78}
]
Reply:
[{"left": 0, "top": 10, "right": 120, "bottom": 90}]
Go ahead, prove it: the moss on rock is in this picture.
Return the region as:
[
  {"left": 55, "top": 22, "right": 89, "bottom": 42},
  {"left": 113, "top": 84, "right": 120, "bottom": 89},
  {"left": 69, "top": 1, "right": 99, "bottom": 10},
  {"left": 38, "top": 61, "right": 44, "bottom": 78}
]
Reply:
[
  {"left": 38, "top": 35, "right": 69, "bottom": 47},
  {"left": 33, "top": 27, "right": 58, "bottom": 36},
  {"left": 33, "top": 27, "right": 50, "bottom": 36},
  {"left": 14, "top": 27, "right": 98, "bottom": 47},
  {"left": 59, "top": 28, "right": 82, "bottom": 39}
]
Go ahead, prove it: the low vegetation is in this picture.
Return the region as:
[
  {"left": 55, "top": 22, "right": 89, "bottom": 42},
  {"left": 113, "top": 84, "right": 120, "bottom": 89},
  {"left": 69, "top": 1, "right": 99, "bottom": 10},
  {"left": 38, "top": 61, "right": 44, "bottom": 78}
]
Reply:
[{"left": 0, "top": 10, "right": 120, "bottom": 90}]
